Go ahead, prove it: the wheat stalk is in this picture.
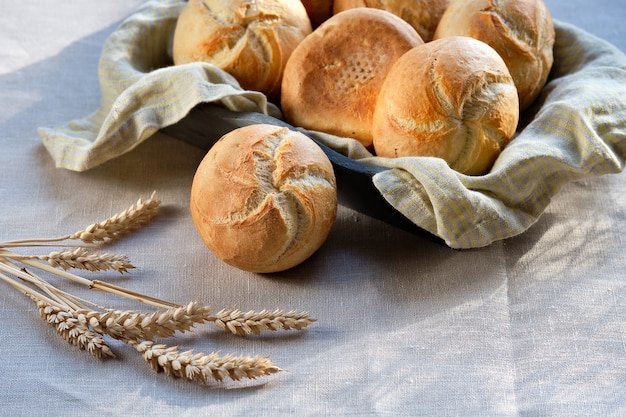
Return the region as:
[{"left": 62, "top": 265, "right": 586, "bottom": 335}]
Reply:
[
  {"left": 87, "top": 301, "right": 212, "bottom": 341},
  {"left": 133, "top": 341, "right": 281, "bottom": 383},
  {"left": 69, "top": 192, "right": 160, "bottom": 243},
  {"left": 2, "top": 254, "right": 176, "bottom": 309},
  {"left": 11, "top": 248, "right": 134, "bottom": 274},
  {"left": 45, "top": 248, "right": 134, "bottom": 273},
  {"left": 3, "top": 254, "right": 317, "bottom": 335},
  {"left": 209, "top": 309, "right": 317, "bottom": 336},
  {"left": 0, "top": 192, "right": 160, "bottom": 248}
]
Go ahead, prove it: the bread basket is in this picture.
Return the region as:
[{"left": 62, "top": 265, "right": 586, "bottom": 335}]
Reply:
[{"left": 38, "top": 0, "right": 626, "bottom": 249}]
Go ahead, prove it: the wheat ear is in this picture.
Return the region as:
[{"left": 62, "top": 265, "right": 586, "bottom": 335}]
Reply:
[
  {"left": 209, "top": 309, "right": 316, "bottom": 336},
  {"left": 87, "top": 302, "right": 212, "bottom": 341},
  {"left": 35, "top": 299, "right": 115, "bottom": 359},
  {"left": 13, "top": 248, "right": 134, "bottom": 274},
  {"left": 0, "top": 192, "right": 160, "bottom": 248},
  {"left": 69, "top": 192, "right": 160, "bottom": 243},
  {"left": 133, "top": 341, "right": 281, "bottom": 383}
]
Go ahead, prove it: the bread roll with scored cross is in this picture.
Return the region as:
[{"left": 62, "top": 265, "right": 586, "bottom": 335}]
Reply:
[
  {"left": 173, "top": 0, "right": 312, "bottom": 100},
  {"left": 190, "top": 124, "right": 337, "bottom": 273},
  {"left": 434, "top": 0, "right": 555, "bottom": 111},
  {"left": 372, "top": 36, "right": 520, "bottom": 175}
]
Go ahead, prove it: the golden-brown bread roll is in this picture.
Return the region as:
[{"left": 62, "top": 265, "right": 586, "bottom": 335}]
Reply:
[
  {"left": 301, "top": 0, "right": 334, "bottom": 28},
  {"left": 372, "top": 36, "right": 520, "bottom": 175},
  {"left": 190, "top": 124, "right": 337, "bottom": 273},
  {"left": 172, "top": 0, "right": 312, "bottom": 100},
  {"left": 281, "top": 8, "right": 423, "bottom": 148},
  {"left": 333, "top": 0, "right": 451, "bottom": 42},
  {"left": 433, "top": 0, "right": 555, "bottom": 111}
]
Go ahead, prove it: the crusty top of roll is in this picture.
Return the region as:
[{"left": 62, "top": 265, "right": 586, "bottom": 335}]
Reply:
[
  {"left": 333, "top": 0, "right": 451, "bottom": 42},
  {"left": 372, "top": 36, "right": 520, "bottom": 175},
  {"left": 434, "top": 0, "right": 555, "bottom": 111},
  {"left": 190, "top": 124, "right": 337, "bottom": 273},
  {"left": 281, "top": 8, "right": 423, "bottom": 148},
  {"left": 172, "top": 0, "right": 312, "bottom": 100}
]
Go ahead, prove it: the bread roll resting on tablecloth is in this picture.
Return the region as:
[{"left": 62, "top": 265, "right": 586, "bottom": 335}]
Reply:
[{"left": 190, "top": 124, "right": 337, "bottom": 273}]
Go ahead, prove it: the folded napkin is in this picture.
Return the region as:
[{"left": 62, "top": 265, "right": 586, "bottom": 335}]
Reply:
[{"left": 39, "top": 0, "right": 626, "bottom": 249}]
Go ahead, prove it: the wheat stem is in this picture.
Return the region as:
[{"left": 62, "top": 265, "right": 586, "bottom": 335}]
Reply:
[
  {"left": 0, "top": 237, "right": 76, "bottom": 248},
  {"left": 90, "top": 280, "right": 180, "bottom": 309},
  {"left": 0, "top": 250, "right": 175, "bottom": 309},
  {"left": 0, "top": 269, "right": 65, "bottom": 309},
  {"left": 14, "top": 256, "right": 93, "bottom": 286},
  {"left": 0, "top": 259, "right": 89, "bottom": 312}
]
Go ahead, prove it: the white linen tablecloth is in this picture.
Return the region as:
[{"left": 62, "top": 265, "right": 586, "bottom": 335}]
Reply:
[{"left": 0, "top": 1, "right": 624, "bottom": 416}]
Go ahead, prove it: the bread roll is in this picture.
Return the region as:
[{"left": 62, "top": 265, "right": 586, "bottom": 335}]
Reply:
[
  {"left": 333, "top": 0, "right": 450, "bottom": 42},
  {"left": 281, "top": 8, "right": 423, "bottom": 148},
  {"left": 434, "top": 0, "right": 555, "bottom": 111},
  {"left": 190, "top": 124, "right": 337, "bottom": 273},
  {"left": 301, "top": 0, "right": 334, "bottom": 28},
  {"left": 372, "top": 36, "right": 519, "bottom": 175},
  {"left": 172, "top": 0, "right": 312, "bottom": 100}
]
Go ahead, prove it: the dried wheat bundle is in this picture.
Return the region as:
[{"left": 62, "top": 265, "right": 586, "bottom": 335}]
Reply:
[{"left": 0, "top": 193, "right": 315, "bottom": 384}]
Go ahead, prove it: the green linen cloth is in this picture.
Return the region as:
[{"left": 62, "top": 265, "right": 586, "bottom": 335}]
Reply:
[{"left": 38, "top": 0, "right": 626, "bottom": 249}]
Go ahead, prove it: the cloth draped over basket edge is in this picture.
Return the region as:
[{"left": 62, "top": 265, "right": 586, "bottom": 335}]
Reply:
[{"left": 37, "top": 0, "right": 626, "bottom": 249}]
